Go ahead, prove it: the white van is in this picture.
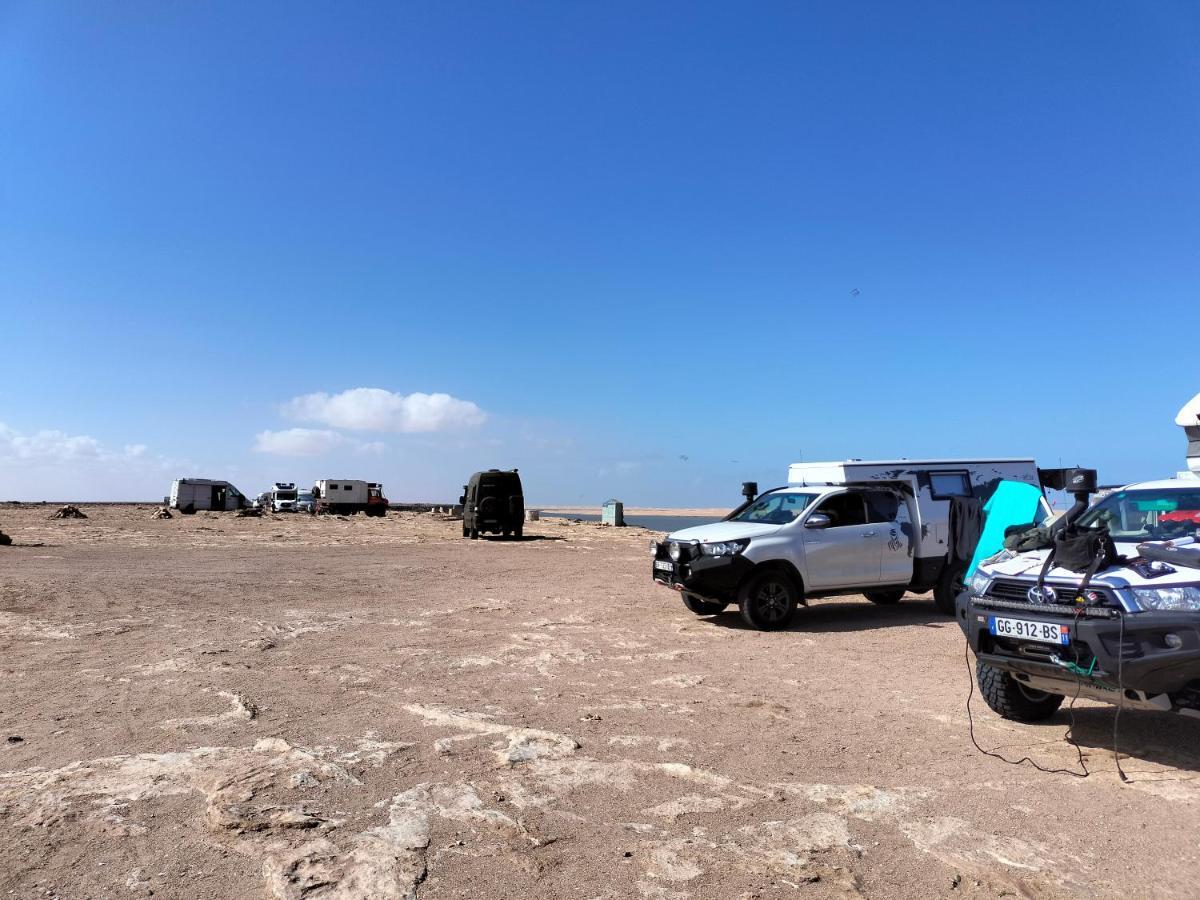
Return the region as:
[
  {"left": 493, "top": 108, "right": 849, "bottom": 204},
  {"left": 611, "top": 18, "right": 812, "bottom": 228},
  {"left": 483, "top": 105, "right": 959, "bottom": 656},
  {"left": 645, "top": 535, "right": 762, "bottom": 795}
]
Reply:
[
  {"left": 270, "top": 483, "right": 298, "bottom": 513},
  {"left": 169, "top": 478, "right": 249, "bottom": 512},
  {"left": 651, "top": 458, "right": 1046, "bottom": 629}
]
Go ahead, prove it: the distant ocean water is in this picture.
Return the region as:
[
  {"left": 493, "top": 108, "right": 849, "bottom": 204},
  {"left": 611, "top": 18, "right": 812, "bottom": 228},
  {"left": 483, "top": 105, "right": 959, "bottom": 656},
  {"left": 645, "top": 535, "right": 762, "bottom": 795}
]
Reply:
[{"left": 540, "top": 512, "right": 720, "bottom": 534}]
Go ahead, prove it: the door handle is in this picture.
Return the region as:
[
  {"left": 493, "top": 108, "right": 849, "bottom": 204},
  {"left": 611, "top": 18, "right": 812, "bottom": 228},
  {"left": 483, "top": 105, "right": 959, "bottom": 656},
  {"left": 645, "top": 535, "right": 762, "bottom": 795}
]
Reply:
[{"left": 862, "top": 531, "right": 877, "bottom": 537}]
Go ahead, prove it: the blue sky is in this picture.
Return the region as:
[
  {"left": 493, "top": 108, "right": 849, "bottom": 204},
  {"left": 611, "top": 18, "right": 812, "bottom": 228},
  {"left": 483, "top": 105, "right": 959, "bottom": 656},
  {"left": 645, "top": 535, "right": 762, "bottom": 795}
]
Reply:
[{"left": 2, "top": 2, "right": 1199, "bottom": 505}]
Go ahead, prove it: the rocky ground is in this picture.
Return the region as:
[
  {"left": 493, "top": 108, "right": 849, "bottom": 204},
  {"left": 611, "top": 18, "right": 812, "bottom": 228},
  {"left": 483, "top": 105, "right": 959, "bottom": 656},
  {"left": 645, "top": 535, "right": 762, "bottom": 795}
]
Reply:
[{"left": 1, "top": 504, "right": 1199, "bottom": 899}]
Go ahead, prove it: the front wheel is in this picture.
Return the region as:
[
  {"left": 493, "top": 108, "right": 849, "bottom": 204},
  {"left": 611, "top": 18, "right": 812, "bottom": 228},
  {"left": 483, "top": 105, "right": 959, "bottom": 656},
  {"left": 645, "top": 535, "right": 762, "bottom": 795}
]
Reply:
[
  {"left": 469, "top": 528, "right": 479, "bottom": 540},
  {"left": 682, "top": 594, "right": 727, "bottom": 616},
  {"left": 934, "top": 561, "right": 966, "bottom": 615},
  {"left": 976, "top": 661, "right": 1064, "bottom": 722},
  {"left": 514, "top": 525, "right": 523, "bottom": 539},
  {"left": 865, "top": 588, "right": 905, "bottom": 605},
  {"left": 738, "top": 571, "right": 799, "bottom": 631}
]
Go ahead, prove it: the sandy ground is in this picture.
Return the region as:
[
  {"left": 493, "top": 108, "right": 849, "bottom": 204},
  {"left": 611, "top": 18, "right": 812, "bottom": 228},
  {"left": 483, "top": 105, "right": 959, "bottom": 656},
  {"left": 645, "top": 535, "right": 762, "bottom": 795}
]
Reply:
[{"left": 2, "top": 506, "right": 1199, "bottom": 900}]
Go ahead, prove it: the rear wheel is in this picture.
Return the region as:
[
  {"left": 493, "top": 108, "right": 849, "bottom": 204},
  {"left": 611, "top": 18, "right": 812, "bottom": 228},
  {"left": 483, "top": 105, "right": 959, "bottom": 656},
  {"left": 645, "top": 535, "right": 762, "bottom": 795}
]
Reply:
[
  {"left": 682, "top": 594, "right": 727, "bottom": 616},
  {"left": 976, "top": 661, "right": 1064, "bottom": 722},
  {"left": 469, "top": 528, "right": 479, "bottom": 540},
  {"left": 865, "top": 588, "right": 905, "bottom": 605},
  {"left": 515, "top": 525, "right": 524, "bottom": 539},
  {"left": 934, "top": 561, "right": 966, "bottom": 615},
  {"left": 738, "top": 571, "right": 800, "bottom": 631}
]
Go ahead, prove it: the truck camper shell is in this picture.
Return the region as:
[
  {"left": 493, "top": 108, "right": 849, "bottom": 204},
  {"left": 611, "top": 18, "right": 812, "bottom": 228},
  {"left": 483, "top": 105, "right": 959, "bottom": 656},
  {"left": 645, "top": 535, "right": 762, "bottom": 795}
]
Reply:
[{"left": 787, "top": 458, "right": 1043, "bottom": 563}]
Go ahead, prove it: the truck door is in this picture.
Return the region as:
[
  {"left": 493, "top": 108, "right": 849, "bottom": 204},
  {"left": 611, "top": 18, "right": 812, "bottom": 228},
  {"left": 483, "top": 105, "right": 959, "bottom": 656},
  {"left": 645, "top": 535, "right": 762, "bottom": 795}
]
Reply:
[
  {"left": 801, "top": 491, "right": 881, "bottom": 588},
  {"left": 866, "top": 490, "right": 913, "bottom": 585}
]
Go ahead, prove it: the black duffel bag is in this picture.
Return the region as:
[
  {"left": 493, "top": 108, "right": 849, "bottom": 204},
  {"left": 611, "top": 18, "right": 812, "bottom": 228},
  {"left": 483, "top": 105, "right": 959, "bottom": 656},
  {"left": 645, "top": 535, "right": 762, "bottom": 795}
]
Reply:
[{"left": 1036, "top": 523, "right": 1122, "bottom": 603}]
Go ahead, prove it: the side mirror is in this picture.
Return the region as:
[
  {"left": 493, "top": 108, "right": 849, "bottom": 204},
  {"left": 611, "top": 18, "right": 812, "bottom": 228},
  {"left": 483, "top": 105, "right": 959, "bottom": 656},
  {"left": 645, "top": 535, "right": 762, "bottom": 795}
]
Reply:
[{"left": 804, "top": 513, "right": 831, "bottom": 530}]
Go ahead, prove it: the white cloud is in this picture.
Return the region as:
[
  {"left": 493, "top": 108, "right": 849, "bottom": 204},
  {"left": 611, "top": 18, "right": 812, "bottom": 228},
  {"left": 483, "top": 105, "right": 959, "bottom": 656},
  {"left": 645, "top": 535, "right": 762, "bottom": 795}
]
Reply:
[
  {"left": 253, "top": 428, "right": 350, "bottom": 457},
  {"left": 0, "top": 423, "right": 147, "bottom": 464},
  {"left": 282, "top": 388, "right": 487, "bottom": 433},
  {"left": 0, "top": 422, "right": 182, "bottom": 500}
]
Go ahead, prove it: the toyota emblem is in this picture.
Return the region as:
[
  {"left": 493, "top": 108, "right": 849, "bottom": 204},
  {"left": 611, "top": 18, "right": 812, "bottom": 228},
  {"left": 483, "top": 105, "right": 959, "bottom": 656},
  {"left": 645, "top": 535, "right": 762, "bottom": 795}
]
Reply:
[{"left": 1027, "top": 585, "right": 1057, "bottom": 604}]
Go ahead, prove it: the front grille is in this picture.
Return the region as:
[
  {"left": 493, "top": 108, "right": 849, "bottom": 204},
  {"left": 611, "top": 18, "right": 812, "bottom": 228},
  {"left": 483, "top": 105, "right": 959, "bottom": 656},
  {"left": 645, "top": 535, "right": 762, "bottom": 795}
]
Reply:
[{"left": 986, "top": 577, "right": 1117, "bottom": 609}]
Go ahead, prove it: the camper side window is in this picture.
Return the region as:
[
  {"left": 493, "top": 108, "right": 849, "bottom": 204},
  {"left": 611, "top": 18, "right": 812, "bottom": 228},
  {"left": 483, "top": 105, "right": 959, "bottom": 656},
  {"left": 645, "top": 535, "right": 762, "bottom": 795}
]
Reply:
[{"left": 929, "top": 471, "right": 971, "bottom": 499}]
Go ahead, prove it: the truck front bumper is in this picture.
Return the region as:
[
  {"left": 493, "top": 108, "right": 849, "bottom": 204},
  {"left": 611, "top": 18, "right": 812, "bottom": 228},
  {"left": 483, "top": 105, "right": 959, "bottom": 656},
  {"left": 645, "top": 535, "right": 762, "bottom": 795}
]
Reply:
[
  {"left": 651, "top": 552, "right": 754, "bottom": 603},
  {"left": 957, "top": 591, "right": 1200, "bottom": 696}
]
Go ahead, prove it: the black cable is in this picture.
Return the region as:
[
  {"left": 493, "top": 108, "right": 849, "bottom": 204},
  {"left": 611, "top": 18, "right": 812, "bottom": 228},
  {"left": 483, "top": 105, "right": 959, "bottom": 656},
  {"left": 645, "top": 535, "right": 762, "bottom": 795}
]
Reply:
[
  {"left": 964, "top": 641, "right": 1090, "bottom": 778},
  {"left": 1113, "top": 611, "right": 1131, "bottom": 783}
]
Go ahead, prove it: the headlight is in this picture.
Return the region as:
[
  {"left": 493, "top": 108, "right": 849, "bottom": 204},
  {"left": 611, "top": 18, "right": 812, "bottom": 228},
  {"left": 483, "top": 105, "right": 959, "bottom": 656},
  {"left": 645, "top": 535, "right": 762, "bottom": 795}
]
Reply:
[
  {"left": 668, "top": 541, "right": 683, "bottom": 561},
  {"left": 1131, "top": 586, "right": 1200, "bottom": 611},
  {"left": 969, "top": 571, "right": 992, "bottom": 596},
  {"left": 699, "top": 539, "right": 750, "bottom": 557},
  {"left": 649, "top": 539, "right": 659, "bottom": 556}
]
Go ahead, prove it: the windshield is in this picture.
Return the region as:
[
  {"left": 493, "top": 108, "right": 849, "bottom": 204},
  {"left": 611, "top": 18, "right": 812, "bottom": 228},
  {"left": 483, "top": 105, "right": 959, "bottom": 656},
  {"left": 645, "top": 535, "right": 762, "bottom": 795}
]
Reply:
[
  {"left": 730, "top": 491, "right": 820, "bottom": 525},
  {"left": 298, "top": 492, "right": 313, "bottom": 501},
  {"left": 1076, "top": 488, "right": 1200, "bottom": 542},
  {"left": 274, "top": 491, "right": 297, "bottom": 501}
]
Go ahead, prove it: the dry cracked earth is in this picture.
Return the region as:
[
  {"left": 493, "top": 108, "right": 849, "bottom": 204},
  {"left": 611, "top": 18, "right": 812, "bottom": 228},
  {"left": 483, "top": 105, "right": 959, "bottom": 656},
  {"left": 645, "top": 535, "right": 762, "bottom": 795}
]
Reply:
[{"left": 2, "top": 504, "right": 1200, "bottom": 899}]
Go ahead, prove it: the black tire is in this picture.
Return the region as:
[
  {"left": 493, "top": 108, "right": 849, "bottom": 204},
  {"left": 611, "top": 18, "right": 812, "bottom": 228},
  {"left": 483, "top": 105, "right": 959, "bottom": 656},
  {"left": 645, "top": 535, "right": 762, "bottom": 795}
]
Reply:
[
  {"left": 976, "top": 661, "right": 1064, "bottom": 722},
  {"left": 462, "top": 525, "right": 469, "bottom": 538},
  {"left": 515, "top": 525, "right": 524, "bottom": 539},
  {"left": 682, "top": 594, "right": 727, "bottom": 616},
  {"left": 865, "top": 588, "right": 905, "bottom": 605},
  {"left": 738, "top": 571, "right": 800, "bottom": 631},
  {"left": 469, "top": 528, "right": 479, "bottom": 540},
  {"left": 934, "top": 561, "right": 966, "bottom": 615}
]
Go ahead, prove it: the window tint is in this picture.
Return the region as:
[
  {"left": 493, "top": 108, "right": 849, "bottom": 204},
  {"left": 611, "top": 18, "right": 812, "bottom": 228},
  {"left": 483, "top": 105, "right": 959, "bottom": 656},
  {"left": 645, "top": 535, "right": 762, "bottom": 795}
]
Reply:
[
  {"left": 929, "top": 472, "right": 971, "bottom": 499},
  {"left": 865, "top": 491, "right": 900, "bottom": 523},
  {"left": 814, "top": 492, "right": 867, "bottom": 527}
]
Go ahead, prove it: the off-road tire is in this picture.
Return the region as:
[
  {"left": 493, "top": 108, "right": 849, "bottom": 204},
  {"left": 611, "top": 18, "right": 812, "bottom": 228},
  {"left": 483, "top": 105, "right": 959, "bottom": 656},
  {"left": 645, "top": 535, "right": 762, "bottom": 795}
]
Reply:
[
  {"left": 934, "top": 561, "right": 966, "bottom": 615},
  {"left": 865, "top": 588, "right": 905, "bottom": 605},
  {"left": 515, "top": 525, "right": 524, "bottom": 539},
  {"left": 738, "top": 571, "right": 800, "bottom": 631},
  {"left": 469, "top": 528, "right": 479, "bottom": 540},
  {"left": 976, "top": 661, "right": 1064, "bottom": 722},
  {"left": 682, "top": 594, "right": 727, "bottom": 616},
  {"left": 462, "top": 525, "right": 469, "bottom": 538}
]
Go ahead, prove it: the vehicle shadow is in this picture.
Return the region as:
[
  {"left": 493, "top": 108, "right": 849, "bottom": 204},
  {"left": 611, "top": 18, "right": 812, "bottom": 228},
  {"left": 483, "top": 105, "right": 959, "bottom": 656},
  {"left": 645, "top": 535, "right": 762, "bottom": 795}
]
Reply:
[
  {"left": 477, "top": 534, "right": 566, "bottom": 543},
  {"left": 703, "top": 595, "right": 952, "bottom": 633},
  {"left": 1024, "top": 704, "right": 1200, "bottom": 776}
]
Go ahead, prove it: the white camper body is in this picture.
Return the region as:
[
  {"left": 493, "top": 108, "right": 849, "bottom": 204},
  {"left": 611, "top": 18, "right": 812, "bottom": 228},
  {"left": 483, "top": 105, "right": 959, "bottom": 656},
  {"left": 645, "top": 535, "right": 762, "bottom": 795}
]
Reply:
[
  {"left": 312, "top": 479, "right": 388, "bottom": 516},
  {"left": 170, "top": 478, "right": 248, "bottom": 512},
  {"left": 787, "top": 458, "right": 1042, "bottom": 560},
  {"left": 270, "top": 482, "right": 298, "bottom": 513}
]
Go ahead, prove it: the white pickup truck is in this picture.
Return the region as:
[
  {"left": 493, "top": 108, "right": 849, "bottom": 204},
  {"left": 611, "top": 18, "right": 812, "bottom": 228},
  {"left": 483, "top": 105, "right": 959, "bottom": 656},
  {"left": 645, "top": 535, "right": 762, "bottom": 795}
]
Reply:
[{"left": 651, "top": 458, "right": 1047, "bottom": 630}]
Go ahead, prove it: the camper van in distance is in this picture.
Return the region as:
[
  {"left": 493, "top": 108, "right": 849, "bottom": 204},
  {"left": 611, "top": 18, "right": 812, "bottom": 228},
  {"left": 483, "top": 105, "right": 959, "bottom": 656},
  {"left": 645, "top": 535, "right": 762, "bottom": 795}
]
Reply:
[
  {"left": 312, "top": 480, "right": 388, "bottom": 516},
  {"left": 270, "top": 483, "right": 298, "bottom": 513},
  {"left": 170, "top": 478, "right": 249, "bottom": 512}
]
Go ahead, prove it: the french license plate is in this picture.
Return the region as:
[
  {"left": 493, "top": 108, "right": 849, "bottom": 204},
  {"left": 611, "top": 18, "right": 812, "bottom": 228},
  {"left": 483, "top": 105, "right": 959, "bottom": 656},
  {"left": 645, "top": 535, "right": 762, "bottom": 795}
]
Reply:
[
  {"left": 653, "top": 560, "right": 674, "bottom": 573},
  {"left": 988, "top": 616, "right": 1069, "bottom": 645}
]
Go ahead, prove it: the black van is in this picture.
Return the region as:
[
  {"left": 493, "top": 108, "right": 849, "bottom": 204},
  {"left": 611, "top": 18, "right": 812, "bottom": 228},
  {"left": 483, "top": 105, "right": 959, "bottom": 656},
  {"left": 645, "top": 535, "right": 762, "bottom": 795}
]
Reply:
[{"left": 461, "top": 469, "right": 524, "bottom": 539}]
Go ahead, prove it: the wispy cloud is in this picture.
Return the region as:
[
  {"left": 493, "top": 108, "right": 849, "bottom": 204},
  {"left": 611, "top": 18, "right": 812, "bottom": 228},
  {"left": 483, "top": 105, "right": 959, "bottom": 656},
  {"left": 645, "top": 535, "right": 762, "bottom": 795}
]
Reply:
[
  {"left": 0, "top": 423, "right": 144, "bottom": 464},
  {"left": 253, "top": 428, "right": 349, "bottom": 456},
  {"left": 282, "top": 388, "right": 486, "bottom": 433}
]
